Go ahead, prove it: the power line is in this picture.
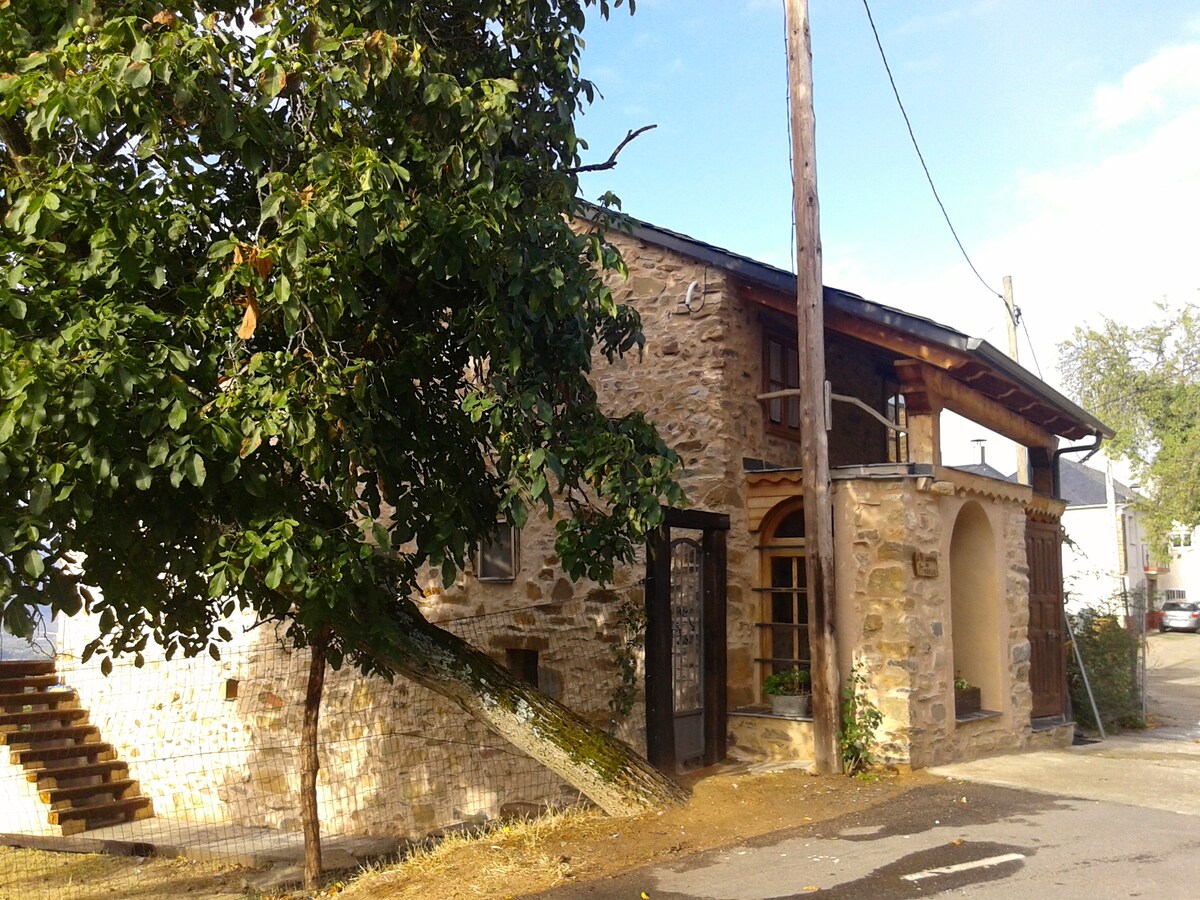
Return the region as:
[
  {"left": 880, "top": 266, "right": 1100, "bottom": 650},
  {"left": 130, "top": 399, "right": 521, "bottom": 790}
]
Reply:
[
  {"left": 1019, "top": 314, "right": 1044, "bottom": 379},
  {"left": 860, "top": 0, "right": 1003, "bottom": 302}
]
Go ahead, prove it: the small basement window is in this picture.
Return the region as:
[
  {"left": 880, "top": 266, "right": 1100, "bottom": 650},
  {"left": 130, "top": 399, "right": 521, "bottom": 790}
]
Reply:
[
  {"left": 505, "top": 648, "right": 539, "bottom": 686},
  {"left": 477, "top": 524, "right": 520, "bottom": 582},
  {"left": 224, "top": 678, "right": 239, "bottom": 701}
]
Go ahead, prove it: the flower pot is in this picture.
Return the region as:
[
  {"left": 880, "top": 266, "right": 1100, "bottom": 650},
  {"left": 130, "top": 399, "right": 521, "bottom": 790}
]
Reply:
[
  {"left": 769, "top": 693, "right": 811, "bottom": 718},
  {"left": 954, "top": 686, "right": 981, "bottom": 716}
]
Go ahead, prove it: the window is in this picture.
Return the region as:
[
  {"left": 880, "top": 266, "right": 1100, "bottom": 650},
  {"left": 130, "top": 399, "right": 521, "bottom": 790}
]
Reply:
[
  {"left": 762, "top": 329, "right": 800, "bottom": 435},
  {"left": 476, "top": 524, "right": 520, "bottom": 582},
  {"left": 757, "top": 508, "right": 810, "bottom": 693},
  {"left": 1170, "top": 532, "right": 1193, "bottom": 549},
  {"left": 505, "top": 648, "right": 539, "bottom": 686},
  {"left": 1164, "top": 589, "right": 1187, "bottom": 601},
  {"left": 885, "top": 390, "right": 909, "bottom": 463}
]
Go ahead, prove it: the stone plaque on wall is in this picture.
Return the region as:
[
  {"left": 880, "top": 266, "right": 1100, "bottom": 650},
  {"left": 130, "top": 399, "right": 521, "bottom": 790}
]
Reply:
[{"left": 912, "top": 551, "right": 939, "bottom": 578}]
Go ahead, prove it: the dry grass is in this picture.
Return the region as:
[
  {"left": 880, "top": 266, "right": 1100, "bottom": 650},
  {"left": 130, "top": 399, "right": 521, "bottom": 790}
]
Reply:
[
  {"left": 345, "top": 806, "right": 594, "bottom": 900},
  {"left": 339, "top": 767, "right": 933, "bottom": 900},
  {"left": 0, "top": 845, "right": 251, "bottom": 900}
]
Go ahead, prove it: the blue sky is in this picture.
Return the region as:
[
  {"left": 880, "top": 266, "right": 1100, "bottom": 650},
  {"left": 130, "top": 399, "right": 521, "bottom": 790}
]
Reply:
[{"left": 576, "top": 1, "right": 1200, "bottom": 466}]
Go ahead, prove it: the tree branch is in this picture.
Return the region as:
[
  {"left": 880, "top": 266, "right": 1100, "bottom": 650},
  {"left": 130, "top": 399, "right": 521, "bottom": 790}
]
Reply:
[{"left": 567, "top": 124, "right": 657, "bottom": 174}]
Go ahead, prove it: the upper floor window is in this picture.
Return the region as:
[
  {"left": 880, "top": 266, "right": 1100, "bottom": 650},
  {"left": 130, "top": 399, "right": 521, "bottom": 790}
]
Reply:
[
  {"left": 476, "top": 524, "right": 520, "bottom": 582},
  {"left": 763, "top": 329, "right": 800, "bottom": 436}
]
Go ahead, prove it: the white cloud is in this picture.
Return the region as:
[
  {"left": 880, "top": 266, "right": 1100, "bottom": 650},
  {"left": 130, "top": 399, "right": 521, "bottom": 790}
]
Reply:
[{"left": 1090, "top": 43, "right": 1200, "bottom": 129}]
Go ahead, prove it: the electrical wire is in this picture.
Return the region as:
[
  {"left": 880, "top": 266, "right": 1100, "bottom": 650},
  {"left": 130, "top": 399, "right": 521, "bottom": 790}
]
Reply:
[
  {"left": 860, "top": 0, "right": 1003, "bottom": 303},
  {"left": 1020, "top": 315, "right": 1044, "bottom": 378}
]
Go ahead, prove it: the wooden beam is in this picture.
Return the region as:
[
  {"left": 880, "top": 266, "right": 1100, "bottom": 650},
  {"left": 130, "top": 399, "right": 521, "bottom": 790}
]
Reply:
[
  {"left": 895, "top": 360, "right": 1058, "bottom": 452},
  {"left": 702, "top": 528, "right": 728, "bottom": 767}
]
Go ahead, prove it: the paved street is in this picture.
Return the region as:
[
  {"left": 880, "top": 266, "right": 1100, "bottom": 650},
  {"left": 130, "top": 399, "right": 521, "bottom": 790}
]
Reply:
[{"left": 535, "top": 632, "right": 1200, "bottom": 898}]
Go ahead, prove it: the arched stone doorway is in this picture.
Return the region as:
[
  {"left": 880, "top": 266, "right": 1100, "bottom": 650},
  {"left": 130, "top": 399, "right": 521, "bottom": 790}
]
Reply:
[{"left": 949, "top": 501, "right": 1002, "bottom": 714}]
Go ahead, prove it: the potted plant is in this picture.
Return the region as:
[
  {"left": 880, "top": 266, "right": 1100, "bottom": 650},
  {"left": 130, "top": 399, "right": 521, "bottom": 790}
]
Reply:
[
  {"left": 954, "top": 675, "right": 981, "bottom": 715},
  {"left": 764, "top": 668, "right": 811, "bottom": 718}
]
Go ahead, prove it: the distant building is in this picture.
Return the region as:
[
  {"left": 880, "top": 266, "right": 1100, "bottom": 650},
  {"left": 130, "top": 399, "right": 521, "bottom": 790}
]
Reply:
[{"left": 1057, "top": 459, "right": 1150, "bottom": 611}]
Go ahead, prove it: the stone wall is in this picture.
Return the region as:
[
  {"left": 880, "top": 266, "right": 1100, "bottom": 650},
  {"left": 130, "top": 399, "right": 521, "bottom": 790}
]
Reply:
[
  {"left": 831, "top": 470, "right": 1057, "bottom": 769},
  {"left": 55, "top": 592, "right": 636, "bottom": 838}
]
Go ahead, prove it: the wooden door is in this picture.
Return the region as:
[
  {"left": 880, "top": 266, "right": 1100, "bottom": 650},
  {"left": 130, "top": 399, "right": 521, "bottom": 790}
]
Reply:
[
  {"left": 1026, "top": 516, "right": 1067, "bottom": 719},
  {"left": 644, "top": 508, "right": 728, "bottom": 773}
]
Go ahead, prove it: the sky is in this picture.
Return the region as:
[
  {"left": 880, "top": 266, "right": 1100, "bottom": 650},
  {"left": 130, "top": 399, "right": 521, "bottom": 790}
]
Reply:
[{"left": 575, "top": 0, "right": 1200, "bottom": 470}]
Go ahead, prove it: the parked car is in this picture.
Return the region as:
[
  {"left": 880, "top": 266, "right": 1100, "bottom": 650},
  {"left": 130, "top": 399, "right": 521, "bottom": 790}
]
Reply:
[{"left": 1159, "top": 601, "right": 1200, "bottom": 633}]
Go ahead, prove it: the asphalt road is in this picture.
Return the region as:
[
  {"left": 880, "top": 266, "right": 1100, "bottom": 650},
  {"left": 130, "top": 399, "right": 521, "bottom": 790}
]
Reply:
[{"left": 534, "top": 632, "right": 1200, "bottom": 898}]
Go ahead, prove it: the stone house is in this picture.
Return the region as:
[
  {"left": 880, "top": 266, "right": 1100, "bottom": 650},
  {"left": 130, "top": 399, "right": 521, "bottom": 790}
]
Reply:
[{"left": 7, "top": 213, "right": 1112, "bottom": 840}]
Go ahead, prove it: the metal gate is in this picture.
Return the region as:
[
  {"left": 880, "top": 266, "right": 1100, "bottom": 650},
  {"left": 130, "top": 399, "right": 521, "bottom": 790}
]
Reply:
[
  {"left": 670, "top": 538, "right": 705, "bottom": 766},
  {"left": 644, "top": 507, "right": 729, "bottom": 773}
]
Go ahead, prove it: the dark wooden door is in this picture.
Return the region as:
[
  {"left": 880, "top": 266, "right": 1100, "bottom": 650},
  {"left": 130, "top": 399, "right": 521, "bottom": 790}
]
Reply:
[
  {"left": 1026, "top": 516, "right": 1067, "bottom": 719},
  {"left": 644, "top": 508, "right": 728, "bottom": 773}
]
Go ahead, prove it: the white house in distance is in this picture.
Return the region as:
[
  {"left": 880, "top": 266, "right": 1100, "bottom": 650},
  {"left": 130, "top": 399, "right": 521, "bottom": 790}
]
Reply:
[
  {"left": 1152, "top": 524, "right": 1200, "bottom": 607},
  {"left": 1057, "top": 459, "right": 1150, "bottom": 611}
]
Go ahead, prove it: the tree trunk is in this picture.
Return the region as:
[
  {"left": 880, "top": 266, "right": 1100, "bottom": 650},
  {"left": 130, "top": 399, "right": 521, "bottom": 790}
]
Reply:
[
  {"left": 301, "top": 624, "right": 331, "bottom": 890},
  {"left": 369, "top": 601, "right": 690, "bottom": 816}
]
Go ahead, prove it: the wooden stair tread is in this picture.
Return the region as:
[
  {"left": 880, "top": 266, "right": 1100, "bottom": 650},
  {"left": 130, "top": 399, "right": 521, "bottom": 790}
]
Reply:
[
  {"left": 48, "top": 796, "right": 152, "bottom": 824},
  {"left": 0, "top": 724, "right": 99, "bottom": 746},
  {"left": 40, "top": 778, "right": 138, "bottom": 806},
  {"left": 0, "top": 708, "right": 86, "bottom": 726},
  {"left": 13, "top": 742, "right": 115, "bottom": 766},
  {"left": 28, "top": 759, "right": 129, "bottom": 783},
  {"left": 0, "top": 676, "right": 62, "bottom": 693},
  {"left": 0, "top": 661, "right": 57, "bottom": 677},
  {"left": 0, "top": 689, "right": 77, "bottom": 709}
]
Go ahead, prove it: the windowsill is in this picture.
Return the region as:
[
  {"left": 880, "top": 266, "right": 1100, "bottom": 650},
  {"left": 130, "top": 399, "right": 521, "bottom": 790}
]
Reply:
[
  {"left": 730, "top": 705, "right": 813, "bottom": 722},
  {"left": 955, "top": 709, "right": 1001, "bottom": 725}
]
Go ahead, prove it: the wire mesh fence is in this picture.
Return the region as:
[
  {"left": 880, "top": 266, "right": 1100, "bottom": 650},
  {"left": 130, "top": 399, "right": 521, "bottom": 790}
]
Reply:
[{"left": 0, "top": 591, "right": 645, "bottom": 898}]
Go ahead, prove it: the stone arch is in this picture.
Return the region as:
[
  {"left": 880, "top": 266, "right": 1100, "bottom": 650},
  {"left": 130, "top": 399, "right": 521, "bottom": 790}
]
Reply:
[{"left": 949, "top": 500, "right": 1002, "bottom": 713}]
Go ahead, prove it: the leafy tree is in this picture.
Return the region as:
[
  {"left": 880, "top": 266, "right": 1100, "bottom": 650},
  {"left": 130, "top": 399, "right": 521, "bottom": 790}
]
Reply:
[
  {"left": 1, "top": 0, "right": 687, "bottom": 884},
  {"left": 1060, "top": 303, "right": 1200, "bottom": 552}
]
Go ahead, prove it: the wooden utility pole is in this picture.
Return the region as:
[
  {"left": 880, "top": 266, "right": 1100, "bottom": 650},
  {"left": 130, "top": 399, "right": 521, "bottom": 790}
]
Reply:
[
  {"left": 1003, "top": 275, "right": 1031, "bottom": 485},
  {"left": 784, "top": 0, "right": 840, "bottom": 774}
]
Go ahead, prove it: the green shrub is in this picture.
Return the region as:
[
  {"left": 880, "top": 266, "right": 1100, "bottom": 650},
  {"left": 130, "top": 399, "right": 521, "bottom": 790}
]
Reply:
[{"left": 1067, "top": 607, "right": 1144, "bottom": 732}]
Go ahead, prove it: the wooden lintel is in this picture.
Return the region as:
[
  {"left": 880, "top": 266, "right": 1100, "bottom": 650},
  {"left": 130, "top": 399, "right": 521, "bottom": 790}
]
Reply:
[{"left": 894, "top": 360, "right": 1058, "bottom": 452}]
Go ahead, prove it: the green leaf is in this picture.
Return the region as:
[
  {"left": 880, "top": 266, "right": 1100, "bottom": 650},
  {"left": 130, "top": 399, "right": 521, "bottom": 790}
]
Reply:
[
  {"left": 22, "top": 550, "right": 44, "bottom": 579},
  {"left": 167, "top": 402, "right": 187, "bottom": 430},
  {"left": 184, "top": 453, "right": 206, "bottom": 487},
  {"left": 125, "top": 61, "right": 152, "bottom": 89},
  {"left": 147, "top": 439, "right": 169, "bottom": 468},
  {"left": 28, "top": 481, "right": 50, "bottom": 515},
  {"left": 8, "top": 298, "right": 26, "bottom": 319}
]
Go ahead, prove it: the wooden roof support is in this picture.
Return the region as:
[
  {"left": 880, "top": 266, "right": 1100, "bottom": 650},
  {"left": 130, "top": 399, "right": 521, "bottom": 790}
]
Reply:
[{"left": 895, "top": 360, "right": 1059, "bottom": 455}]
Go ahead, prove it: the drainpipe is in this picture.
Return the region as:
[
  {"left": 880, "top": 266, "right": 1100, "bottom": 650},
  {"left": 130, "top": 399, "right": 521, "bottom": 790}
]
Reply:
[{"left": 1051, "top": 432, "right": 1104, "bottom": 500}]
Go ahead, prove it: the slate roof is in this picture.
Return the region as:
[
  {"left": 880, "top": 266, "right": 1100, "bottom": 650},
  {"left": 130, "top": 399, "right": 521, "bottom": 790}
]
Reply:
[
  {"left": 952, "top": 462, "right": 1016, "bottom": 482},
  {"left": 1058, "top": 459, "right": 1138, "bottom": 507}
]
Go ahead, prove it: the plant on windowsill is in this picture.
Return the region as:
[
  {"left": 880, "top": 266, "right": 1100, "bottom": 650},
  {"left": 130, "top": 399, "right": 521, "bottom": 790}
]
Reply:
[
  {"left": 954, "top": 675, "right": 982, "bottom": 716},
  {"left": 763, "top": 668, "right": 811, "bottom": 718}
]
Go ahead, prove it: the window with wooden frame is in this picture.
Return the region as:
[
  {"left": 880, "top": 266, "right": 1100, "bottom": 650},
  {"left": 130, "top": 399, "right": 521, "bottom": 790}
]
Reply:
[
  {"left": 885, "top": 389, "right": 909, "bottom": 463},
  {"left": 762, "top": 328, "right": 801, "bottom": 436},
  {"left": 476, "top": 524, "right": 520, "bottom": 582},
  {"left": 756, "top": 508, "right": 810, "bottom": 696}
]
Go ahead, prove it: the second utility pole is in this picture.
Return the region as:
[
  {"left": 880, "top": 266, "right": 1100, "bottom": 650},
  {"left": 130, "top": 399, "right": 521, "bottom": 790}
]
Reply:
[{"left": 785, "top": 0, "right": 841, "bottom": 774}]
